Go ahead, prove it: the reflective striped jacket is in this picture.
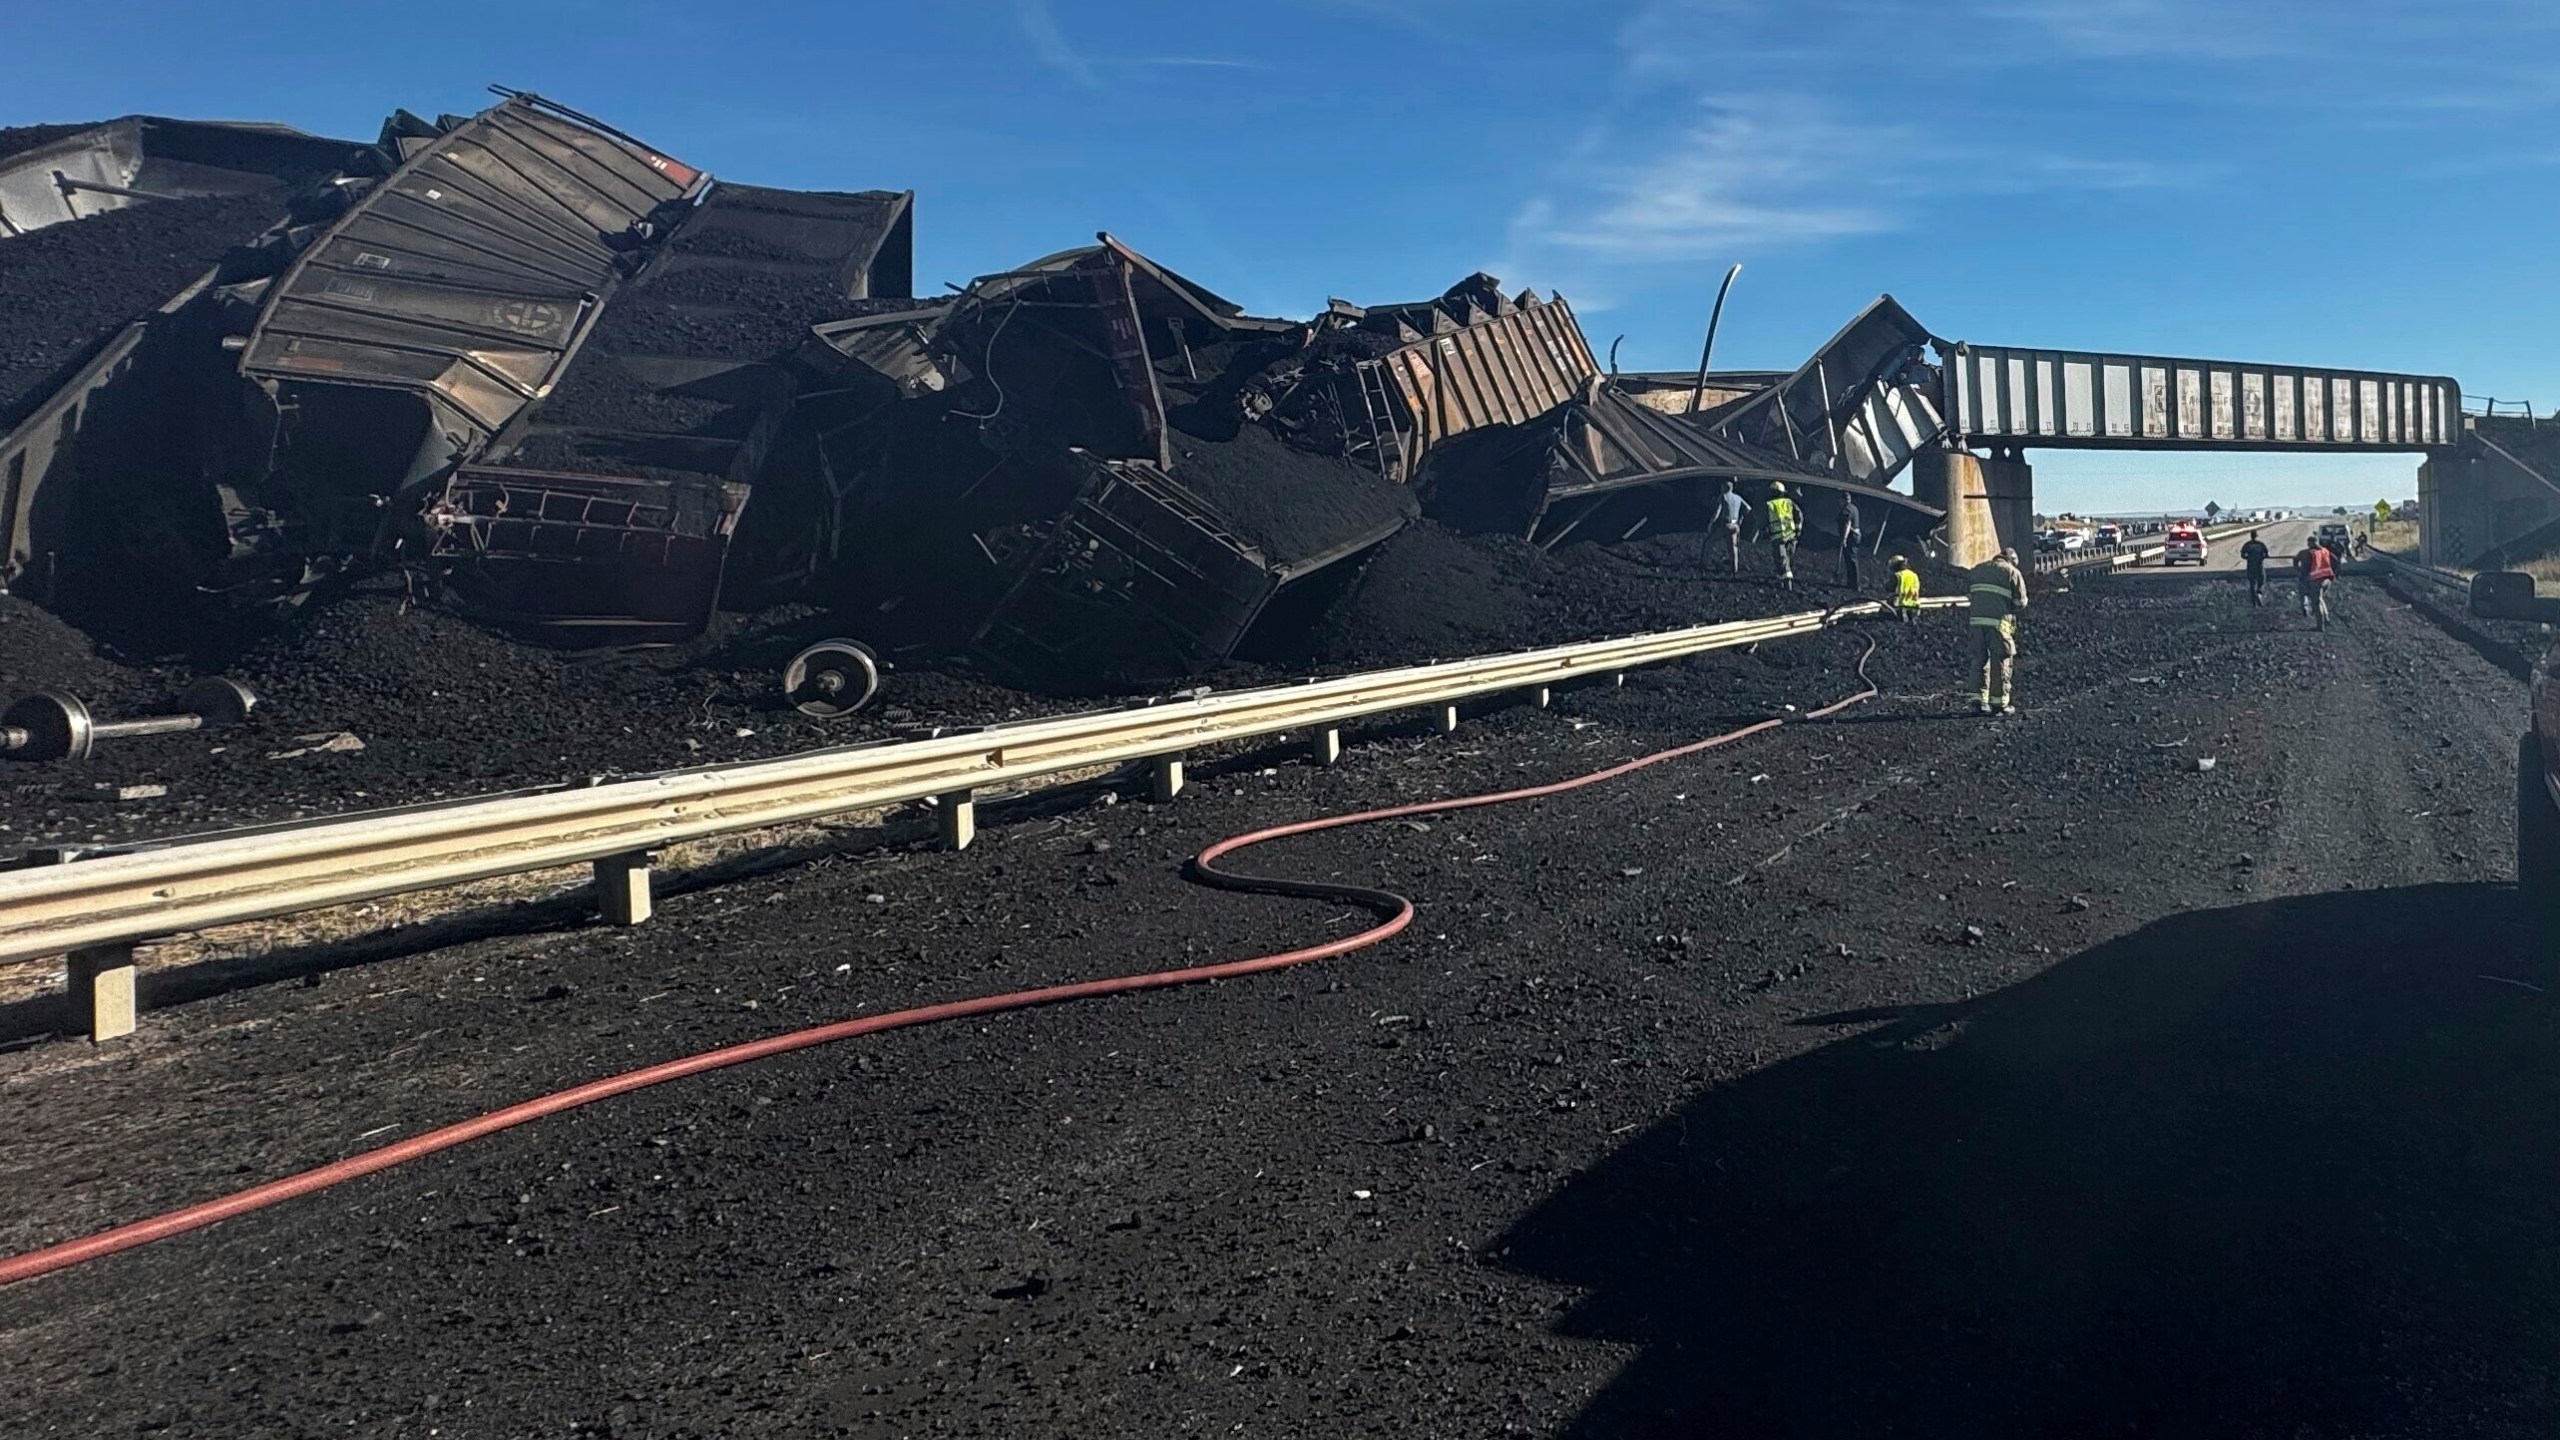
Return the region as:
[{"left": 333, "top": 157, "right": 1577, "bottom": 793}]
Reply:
[
  {"left": 1966, "top": 558, "right": 2028, "bottom": 627},
  {"left": 1767, "top": 496, "right": 1802, "bottom": 542}
]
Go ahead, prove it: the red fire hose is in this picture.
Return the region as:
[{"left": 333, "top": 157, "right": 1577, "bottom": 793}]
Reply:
[{"left": 0, "top": 639, "right": 1885, "bottom": 1288}]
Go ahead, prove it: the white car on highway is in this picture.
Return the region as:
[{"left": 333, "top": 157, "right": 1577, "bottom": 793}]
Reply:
[{"left": 2161, "top": 526, "right": 2208, "bottom": 565}]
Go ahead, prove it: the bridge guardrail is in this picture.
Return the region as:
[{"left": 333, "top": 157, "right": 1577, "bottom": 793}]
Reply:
[{"left": 0, "top": 595, "right": 1967, "bottom": 1038}]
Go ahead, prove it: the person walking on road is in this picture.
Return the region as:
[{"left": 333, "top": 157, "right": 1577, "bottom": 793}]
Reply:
[
  {"left": 1766, "top": 482, "right": 1802, "bottom": 589},
  {"left": 1967, "top": 546, "right": 2030, "bottom": 714},
  {"left": 1838, "top": 492, "right": 1864, "bottom": 589},
  {"left": 2294, "top": 535, "right": 2336, "bottom": 629},
  {"left": 1890, "top": 554, "right": 1922, "bottom": 622},
  {"left": 1708, "top": 480, "right": 1750, "bottom": 574},
  {"left": 2240, "top": 530, "right": 2270, "bottom": 605}
]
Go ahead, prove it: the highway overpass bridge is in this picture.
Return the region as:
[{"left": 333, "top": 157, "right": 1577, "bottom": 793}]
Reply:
[{"left": 1686, "top": 298, "right": 2523, "bottom": 567}]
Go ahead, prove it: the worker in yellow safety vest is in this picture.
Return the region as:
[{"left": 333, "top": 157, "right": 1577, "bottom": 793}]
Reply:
[
  {"left": 1765, "top": 482, "right": 1802, "bottom": 588},
  {"left": 1966, "top": 546, "right": 2029, "bottom": 715},
  {"left": 1890, "top": 555, "right": 1922, "bottom": 622}
]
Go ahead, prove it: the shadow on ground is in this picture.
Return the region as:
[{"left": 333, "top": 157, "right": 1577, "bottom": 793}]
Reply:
[{"left": 1500, "top": 884, "right": 2560, "bottom": 1438}]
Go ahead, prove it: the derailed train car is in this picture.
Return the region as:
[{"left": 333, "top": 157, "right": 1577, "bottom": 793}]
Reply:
[
  {"left": 1, "top": 88, "right": 1954, "bottom": 695},
  {"left": 804, "top": 236, "right": 1420, "bottom": 688}
]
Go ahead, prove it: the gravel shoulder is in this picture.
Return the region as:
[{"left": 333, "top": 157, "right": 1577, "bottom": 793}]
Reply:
[{"left": 0, "top": 573, "right": 2548, "bottom": 1439}]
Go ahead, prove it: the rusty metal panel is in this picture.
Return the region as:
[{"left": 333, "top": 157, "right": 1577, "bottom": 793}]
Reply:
[
  {"left": 1530, "top": 308, "right": 1580, "bottom": 408},
  {"left": 1082, "top": 251, "right": 1174, "bottom": 469},
  {"left": 1478, "top": 328, "right": 1528, "bottom": 413},
  {"left": 1350, "top": 298, "right": 1603, "bottom": 484},
  {"left": 239, "top": 94, "right": 705, "bottom": 448}
]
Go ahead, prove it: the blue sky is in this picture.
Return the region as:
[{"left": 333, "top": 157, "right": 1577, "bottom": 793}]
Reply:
[{"left": 13, "top": 0, "right": 2553, "bottom": 513}]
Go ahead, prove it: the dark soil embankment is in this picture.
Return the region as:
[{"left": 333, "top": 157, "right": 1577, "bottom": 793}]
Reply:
[{"left": 0, "top": 190, "right": 286, "bottom": 428}]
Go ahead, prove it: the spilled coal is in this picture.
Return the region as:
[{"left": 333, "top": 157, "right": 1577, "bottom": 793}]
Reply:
[
  {"left": 0, "top": 190, "right": 286, "bottom": 428},
  {"left": 1166, "top": 423, "right": 1415, "bottom": 568},
  {"left": 0, "top": 516, "right": 1900, "bottom": 849}
]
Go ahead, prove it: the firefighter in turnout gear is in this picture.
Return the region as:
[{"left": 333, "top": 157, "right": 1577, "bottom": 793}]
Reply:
[
  {"left": 1966, "top": 546, "right": 2030, "bottom": 714},
  {"left": 1766, "top": 482, "right": 1802, "bottom": 588},
  {"left": 1890, "top": 555, "right": 1922, "bottom": 622}
]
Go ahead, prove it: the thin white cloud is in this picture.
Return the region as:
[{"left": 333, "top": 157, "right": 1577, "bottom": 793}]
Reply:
[
  {"left": 1014, "top": 0, "right": 1100, "bottom": 88},
  {"left": 1500, "top": 91, "right": 2184, "bottom": 295},
  {"left": 1537, "top": 98, "right": 1894, "bottom": 262},
  {"left": 1104, "top": 55, "right": 1281, "bottom": 71}
]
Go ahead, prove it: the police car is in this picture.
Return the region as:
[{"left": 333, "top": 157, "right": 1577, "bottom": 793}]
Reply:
[{"left": 2161, "top": 525, "right": 2208, "bottom": 565}]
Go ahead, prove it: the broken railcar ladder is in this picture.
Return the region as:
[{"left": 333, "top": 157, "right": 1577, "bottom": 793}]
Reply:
[{"left": 0, "top": 597, "right": 1965, "bottom": 1036}]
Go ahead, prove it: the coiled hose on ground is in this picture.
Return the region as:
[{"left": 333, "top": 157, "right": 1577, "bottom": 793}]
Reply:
[{"left": 0, "top": 637, "right": 1888, "bottom": 1287}]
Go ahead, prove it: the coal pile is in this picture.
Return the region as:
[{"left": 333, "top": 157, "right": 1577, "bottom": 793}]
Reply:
[
  {"left": 0, "top": 581, "right": 1082, "bottom": 845},
  {"left": 0, "top": 122, "right": 103, "bottom": 163},
  {"left": 1270, "top": 520, "right": 1956, "bottom": 669},
  {"left": 0, "top": 189, "right": 286, "bottom": 427},
  {"left": 1165, "top": 423, "right": 1415, "bottom": 567},
  {"left": 0, "top": 593, "right": 146, "bottom": 705}
]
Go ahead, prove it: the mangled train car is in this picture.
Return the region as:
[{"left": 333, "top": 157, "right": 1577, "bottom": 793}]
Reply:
[
  {"left": 805, "top": 236, "right": 1417, "bottom": 689},
  {"left": 2, "top": 87, "right": 1964, "bottom": 700},
  {"left": 3, "top": 91, "right": 918, "bottom": 646}
]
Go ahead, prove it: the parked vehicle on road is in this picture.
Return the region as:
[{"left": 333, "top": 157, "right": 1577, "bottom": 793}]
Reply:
[
  {"left": 2316, "top": 521, "right": 2354, "bottom": 559},
  {"left": 2095, "top": 523, "right": 2123, "bottom": 547},
  {"left": 2162, "top": 525, "right": 2208, "bottom": 564},
  {"left": 2060, "top": 530, "right": 2089, "bottom": 551},
  {"left": 2468, "top": 571, "right": 2560, "bottom": 957}
]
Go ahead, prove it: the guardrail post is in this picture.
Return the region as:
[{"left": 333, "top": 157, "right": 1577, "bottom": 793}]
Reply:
[
  {"left": 1438, "top": 705, "right": 1460, "bottom": 733},
  {"left": 938, "top": 790, "right": 977, "bottom": 851},
  {"left": 66, "top": 943, "right": 137, "bottom": 1042},
  {"left": 1313, "top": 728, "right": 1342, "bottom": 765},
  {"left": 1151, "top": 755, "right": 1186, "bottom": 802},
  {"left": 595, "top": 850, "right": 657, "bottom": 926}
]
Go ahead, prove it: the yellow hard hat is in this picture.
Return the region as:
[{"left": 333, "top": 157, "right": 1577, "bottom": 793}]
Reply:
[{"left": 1769, "top": 481, "right": 1788, "bottom": 494}]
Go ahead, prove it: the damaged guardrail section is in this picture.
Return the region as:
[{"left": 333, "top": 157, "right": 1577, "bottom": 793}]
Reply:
[{"left": 0, "top": 598, "right": 1959, "bottom": 1037}]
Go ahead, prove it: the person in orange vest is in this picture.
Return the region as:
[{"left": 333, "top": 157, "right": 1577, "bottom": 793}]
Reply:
[{"left": 2294, "top": 535, "right": 2336, "bottom": 629}]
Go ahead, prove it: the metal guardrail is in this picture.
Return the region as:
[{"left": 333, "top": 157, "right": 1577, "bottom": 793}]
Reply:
[
  {"left": 1, "top": 596, "right": 1965, "bottom": 1038},
  {"left": 2362, "top": 549, "right": 2468, "bottom": 593}
]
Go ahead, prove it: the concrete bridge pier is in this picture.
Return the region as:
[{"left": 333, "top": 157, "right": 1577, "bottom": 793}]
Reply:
[
  {"left": 1913, "top": 446, "right": 2035, "bottom": 569},
  {"left": 2420, "top": 432, "right": 2560, "bottom": 570}
]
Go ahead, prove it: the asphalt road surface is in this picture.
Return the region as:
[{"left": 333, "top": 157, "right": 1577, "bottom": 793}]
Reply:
[
  {"left": 2116, "top": 516, "right": 2316, "bottom": 579},
  {"left": 0, "top": 570, "right": 2549, "bottom": 1438}
]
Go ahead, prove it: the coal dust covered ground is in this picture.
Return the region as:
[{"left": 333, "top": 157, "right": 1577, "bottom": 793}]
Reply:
[
  {"left": 0, "top": 526, "right": 1864, "bottom": 850},
  {"left": 2, "top": 567, "right": 2550, "bottom": 1438}
]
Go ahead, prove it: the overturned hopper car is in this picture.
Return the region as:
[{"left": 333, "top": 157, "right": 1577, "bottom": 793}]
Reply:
[{"left": 808, "top": 235, "right": 1415, "bottom": 689}]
